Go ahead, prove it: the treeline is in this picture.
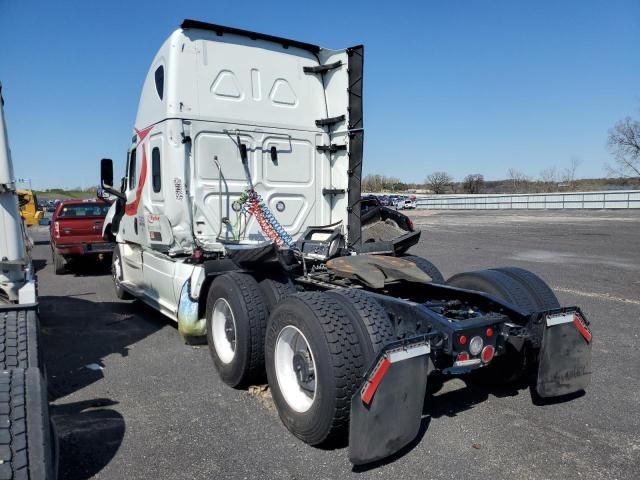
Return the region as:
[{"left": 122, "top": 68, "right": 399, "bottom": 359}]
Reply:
[{"left": 362, "top": 173, "right": 640, "bottom": 194}]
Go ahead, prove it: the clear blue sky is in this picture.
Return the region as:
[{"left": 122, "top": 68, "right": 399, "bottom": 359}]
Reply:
[{"left": 0, "top": 0, "right": 638, "bottom": 189}]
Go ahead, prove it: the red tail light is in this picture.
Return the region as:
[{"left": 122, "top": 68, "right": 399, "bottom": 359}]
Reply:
[
  {"left": 458, "top": 335, "right": 468, "bottom": 345},
  {"left": 407, "top": 218, "right": 415, "bottom": 231},
  {"left": 481, "top": 345, "right": 495, "bottom": 363},
  {"left": 454, "top": 351, "right": 481, "bottom": 367},
  {"left": 456, "top": 352, "right": 470, "bottom": 363},
  {"left": 486, "top": 327, "right": 494, "bottom": 337},
  {"left": 53, "top": 221, "right": 60, "bottom": 238}
]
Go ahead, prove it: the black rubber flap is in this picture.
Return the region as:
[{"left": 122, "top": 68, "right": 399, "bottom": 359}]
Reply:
[
  {"left": 536, "top": 310, "right": 592, "bottom": 397},
  {"left": 348, "top": 355, "right": 428, "bottom": 465}
]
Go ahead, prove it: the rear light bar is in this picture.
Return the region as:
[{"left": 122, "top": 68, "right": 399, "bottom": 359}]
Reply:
[{"left": 454, "top": 352, "right": 481, "bottom": 367}]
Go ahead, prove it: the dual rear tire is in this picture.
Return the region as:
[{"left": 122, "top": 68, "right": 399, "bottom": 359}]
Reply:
[
  {"left": 205, "top": 273, "right": 394, "bottom": 446},
  {"left": 265, "top": 290, "right": 394, "bottom": 445},
  {"left": 205, "top": 272, "right": 270, "bottom": 387}
]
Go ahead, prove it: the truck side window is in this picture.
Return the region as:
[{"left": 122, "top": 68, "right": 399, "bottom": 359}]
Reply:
[
  {"left": 155, "top": 66, "right": 164, "bottom": 100},
  {"left": 129, "top": 148, "right": 137, "bottom": 190},
  {"left": 152, "top": 147, "right": 161, "bottom": 193}
]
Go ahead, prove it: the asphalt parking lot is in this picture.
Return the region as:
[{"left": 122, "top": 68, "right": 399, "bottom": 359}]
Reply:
[{"left": 33, "top": 210, "right": 639, "bottom": 480}]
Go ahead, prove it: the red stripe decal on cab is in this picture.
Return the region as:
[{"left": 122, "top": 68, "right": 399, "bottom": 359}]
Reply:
[
  {"left": 124, "top": 126, "right": 153, "bottom": 216},
  {"left": 135, "top": 126, "right": 153, "bottom": 143}
]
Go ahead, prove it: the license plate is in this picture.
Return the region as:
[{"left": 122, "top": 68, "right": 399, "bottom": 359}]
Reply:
[{"left": 87, "top": 243, "right": 114, "bottom": 252}]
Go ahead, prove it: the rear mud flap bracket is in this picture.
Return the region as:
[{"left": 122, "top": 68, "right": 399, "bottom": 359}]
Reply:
[
  {"left": 536, "top": 308, "right": 592, "bottom": 398},
  {"left": 348, "top": 338, "right": 430, "bottom": 465}
]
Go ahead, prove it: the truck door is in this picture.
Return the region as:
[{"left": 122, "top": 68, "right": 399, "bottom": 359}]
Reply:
[
  {"left": 120, "top": 146, "right": 144, "bottom": 285},
  {"left": 141, "top": 133, "right": 177, "bottom": 313}
]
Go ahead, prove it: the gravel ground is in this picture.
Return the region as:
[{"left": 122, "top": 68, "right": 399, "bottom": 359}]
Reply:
[{"left": 32, "top": 209, "right": 640, "bottom": 480}]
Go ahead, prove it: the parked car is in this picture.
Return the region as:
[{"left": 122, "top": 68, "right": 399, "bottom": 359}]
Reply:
[
  {"left": 401, "top": 198, "right": 417, "bottom": 209},
  {"left": 49, "top": 199, "right": 114, "bottom": 274},
  {"left": 45, "top": 200, "right": 56, "bottom": 212},
  {"left": 393, "top": 196, "right": 407, "bottom": 209}
]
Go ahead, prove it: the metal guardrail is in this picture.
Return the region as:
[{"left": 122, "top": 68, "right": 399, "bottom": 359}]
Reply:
[{"left": 415, "top": 190, "right": 640, "bottom": 210}]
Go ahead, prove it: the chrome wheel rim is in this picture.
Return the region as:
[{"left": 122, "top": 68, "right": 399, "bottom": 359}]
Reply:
[
  {"left": 274, "top": 326, "right": 317, "bottom": 413},
  {"left": 211, "top": 298, "right": 237, "bottom": 364}
]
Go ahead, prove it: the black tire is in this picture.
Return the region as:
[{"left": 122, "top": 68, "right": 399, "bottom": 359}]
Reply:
[
  {"left": 258, "top": 274, "right": 296, "bottom": 311},
  {"left": 52, "top": 251, "right": 65, "bottom": 276},
  {"left": 111, "top": 247, "right": 132, "bottom": 300},
  {"left": 402, "top": 255, "right": 445, "bottom": 284},
  {"left": 206, "top": 272, "right": 268, "bottom": 387},
  {"left": 492, "top": 267, "right": 560, "bottom": 310},
  {"left": 265, "top": 292, "right": 364, "bottom": 446},
  {"left": 0, "top": 308, "right": 40, "bottom": 370},
  {"left": 0, "top": 368, "right": 55, "bottom": 480},
  {"left": 446, "top": 269, "right": 540, "bottom": 313},
  {"left": 325, "top": 289, "right": 395, "bottom": 361}
]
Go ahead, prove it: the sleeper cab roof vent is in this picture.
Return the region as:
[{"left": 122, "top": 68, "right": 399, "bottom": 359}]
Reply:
[{"left": 180, "top": 19, "right": 321, "bottom": 54}]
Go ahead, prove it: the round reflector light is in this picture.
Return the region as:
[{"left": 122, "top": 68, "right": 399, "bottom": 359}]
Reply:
[
  {"left": 481, "top": 345, "right": 495, "bottom": 363},
  {"left": 486, "top": 327, "right": 494, "bottom": 337},
  {"left": 469, "top": 336, "right": 483, "bottom": 356},
  {"left": 456, "top": 352, "right": 470, "bottom": 363},
  {"left": 458, "top": 335, "right": 468, "bottom": 345}
]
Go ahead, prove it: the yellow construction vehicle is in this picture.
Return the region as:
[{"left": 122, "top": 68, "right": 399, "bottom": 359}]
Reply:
[{"left": 17, "top": 189, "right": 44, "bottom": 226}]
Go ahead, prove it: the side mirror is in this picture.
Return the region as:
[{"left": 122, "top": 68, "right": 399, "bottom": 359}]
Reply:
[
  {"left": 96, "top": 187, "right": 110, "bottom": 200},
  {"left": 101, "top": 158, "right": 114, "bottom": 187}
]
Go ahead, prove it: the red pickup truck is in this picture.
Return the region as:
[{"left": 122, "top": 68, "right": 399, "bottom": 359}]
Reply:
[{"left": 50, "top": 200, "right": 114, "bottom": 274}]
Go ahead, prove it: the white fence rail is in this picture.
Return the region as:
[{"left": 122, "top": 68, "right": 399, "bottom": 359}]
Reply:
[{"left": 415, "top": 190, "right": 640, "bottom": 210}]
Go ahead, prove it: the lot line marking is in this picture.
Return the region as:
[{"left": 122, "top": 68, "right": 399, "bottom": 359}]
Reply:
[{"left": 553, "top": 287, "right": 640, "bottom": 306}]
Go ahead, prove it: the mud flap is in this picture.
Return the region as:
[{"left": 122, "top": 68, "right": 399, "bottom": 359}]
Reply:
[
  {"left": 348, "top": 338, "right": 430, "bottom": 465},
  {"left": 536, "top": 309, "right": 592, "bottom": 398}
]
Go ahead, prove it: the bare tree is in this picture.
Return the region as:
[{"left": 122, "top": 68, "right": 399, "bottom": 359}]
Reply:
[
  {"left": 607, "top": 116, "right": 640, "bottom": 178},
  {"left": 462, "top": 174, "right": 484, "bottom": 194},
  {"left": 425, "top": 171, "right": 452, "bottom": 194},
  {"left": 507, "top": 168, "right": 530, "bottom": 193},
  {"left": 538, "top": 167, "right": 557, "bottom": 193},
  {"left": 539, "top": 167, "right": 557, "bottom": 184},
  {"left": 562, "top": 156, "right": 582, "bottom": 190}
]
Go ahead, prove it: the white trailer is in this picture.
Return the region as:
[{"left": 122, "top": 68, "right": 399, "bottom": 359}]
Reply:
[
  {"left": 0, "top": 83, "right": 35, "bottom": 304},
  {"left": 101, "top": 20, "right": 592, "bottom": 465}
]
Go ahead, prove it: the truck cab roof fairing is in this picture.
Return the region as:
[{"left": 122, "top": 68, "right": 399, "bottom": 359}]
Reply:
[{"left": 180, "top": 19, "right": 321, "bottom": 54}]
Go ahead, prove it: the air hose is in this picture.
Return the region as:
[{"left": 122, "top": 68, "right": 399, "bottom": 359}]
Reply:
[{"left": 240, "top": 190, "right": 295, "bottom": 249}]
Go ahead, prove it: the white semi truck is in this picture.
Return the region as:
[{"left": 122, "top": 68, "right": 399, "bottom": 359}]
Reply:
[
  {"left": 100, "top": 20, "right": 593, "bottom": 464},
  {"left": 0, "top": 83, "right": 56, "bottom": 479}
]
